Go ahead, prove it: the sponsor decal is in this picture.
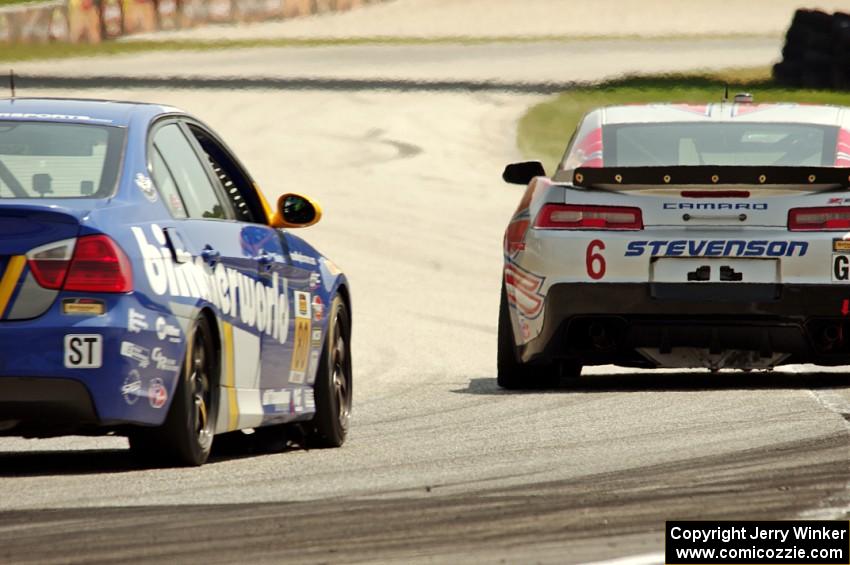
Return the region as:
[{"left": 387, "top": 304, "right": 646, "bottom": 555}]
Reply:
[
  {"left": 311, "top": 327, "right": 322, "bottom": 347},
  {"left": 295, "top": 291, "right": 311, "bottom": 318},
  {"left": 834, "top": 255, "right": 850, "bottom": 282},
  {"left": 289, "top": 291, "right": 312, "bottom": 384},
  {"left": 505, "top": 260, "right": 545, "bottom": 319},
  {"left": 625, "top": 240, "right": 809, "bottom": 258},
  {"left": 262, "top": 388, "right": 292, "bottom": 412},
  {"left": 663, "top": 202, "right": 767, "bottom": 210},
  {"left": 128, "top": 307, "right": 149, "bottom": 333},
  {"left": 835, "top": 239, "right": 850, "bottom": 253},
  {"left": 291, "top": 251, "right": 317, "bottom": 266},
  {"left": 304, "top": 389, "right": 315, "bottom": 411},
  {"left": 135, "top": 173, "right": 158, "bottom": 203},
  {"left": 309, "top": 350, "right": 319, "bottom": 382},
  {"left": 828, "top": 197, "right": 850, "bottom": 205},
  {"left": 149, "top": 378, "right": 168, "bottom": 409},
  {"left": 151, "top": 347, "right": 180, "bottom": 373},
  {"left": 64, "top": 335, "right": 102, "bottom": 369},
  {"left": 0, "top": 113, "right": 111, "bottom": 123},
  {"left": 62, "top": 298, "right": 105, "bottom": 316},
  {"left": 309, "top": 272, "right": 321, "bottom": 291},
  {"left": 132, "top": 225, "right": 290, "bottom": 344},
  {"left": 122, "top": 370, "right": 142, "bottom": 405},
  {"left": 155, "top": 316, "right": 181, "bottom": 343},
  {"left": 312, "top": 295, "right": 324, "bottom": 323},
  {"left": 293, "top": 389, "right": 304, "bottom": 414},
  {"left": 120, "top": 341, "right": 150, "bottom": 369}
]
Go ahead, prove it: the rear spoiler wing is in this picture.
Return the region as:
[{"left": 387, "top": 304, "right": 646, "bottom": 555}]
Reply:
[{"left": 561, "top": 166, "right": 850, "bottom": 190}]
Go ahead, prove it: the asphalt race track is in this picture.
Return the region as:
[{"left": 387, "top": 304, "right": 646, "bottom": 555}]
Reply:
[{"left": 3, "top": 38, "right": 850, "bottom": 564}]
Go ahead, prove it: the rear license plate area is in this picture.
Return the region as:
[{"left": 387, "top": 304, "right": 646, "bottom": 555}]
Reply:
[{"left": 650, "top": 257, "right": 779, "bottom": 284}]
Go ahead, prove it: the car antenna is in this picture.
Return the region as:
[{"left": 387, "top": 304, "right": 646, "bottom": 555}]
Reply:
[{"left": 8, "top": 69, "right": 15, "bottom": 98}]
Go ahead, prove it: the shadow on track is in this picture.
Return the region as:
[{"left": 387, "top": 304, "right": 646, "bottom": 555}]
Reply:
[
  {"left": 456, "top": 371, "right": 850, "bottom": 396},
  {"left": 0, "top": 429, "right": 306, "bottom": 478}
]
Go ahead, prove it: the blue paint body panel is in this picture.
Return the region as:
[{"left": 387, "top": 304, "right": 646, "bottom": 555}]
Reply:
[{"left": 0, "top": 98, "right": 350, "bottom": 436}]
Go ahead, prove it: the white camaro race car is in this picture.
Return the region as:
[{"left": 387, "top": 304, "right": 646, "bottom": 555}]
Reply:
[{"left": 499, "top": 99, "right": 850, "bottom": 388}]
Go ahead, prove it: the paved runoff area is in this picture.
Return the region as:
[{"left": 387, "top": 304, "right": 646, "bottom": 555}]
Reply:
[{"left": 3, "top": 1, "right": 850, "bottom": 564}]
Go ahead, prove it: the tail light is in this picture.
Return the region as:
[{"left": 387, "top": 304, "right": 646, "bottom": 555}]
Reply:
[
  {"left": 534, "top": 204, "right": 643, "bottom": 230},
  {"left": 788, "top": 206, "right": 850, "bottom": 231},
  {"left": 26, "top": 238, "right": 75, "bottom": 290},
  {"left": 27, "top": 235, "right": 133, "bottom": 292}
]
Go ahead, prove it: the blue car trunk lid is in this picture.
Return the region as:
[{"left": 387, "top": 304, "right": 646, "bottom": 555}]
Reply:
[{"left": 0, "top": 205, "right": 85, "bottom": 320}]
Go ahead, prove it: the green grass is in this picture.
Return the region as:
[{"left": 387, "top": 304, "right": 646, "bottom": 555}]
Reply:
[{"left": 518, "top": 68, "right": 850, "bottom": 172}]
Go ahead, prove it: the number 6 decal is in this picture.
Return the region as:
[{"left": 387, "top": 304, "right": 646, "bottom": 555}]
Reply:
[{"left": 586, "top": 240, "right": 606, "bottom": 280}]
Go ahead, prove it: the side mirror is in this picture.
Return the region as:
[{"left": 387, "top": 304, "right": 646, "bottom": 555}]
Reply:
[
  {"left": 270, "top": 193, "right": 322, "bottom": 228},
  {"left": 502, "top": 161, "right": 546, "bottom": 185}
]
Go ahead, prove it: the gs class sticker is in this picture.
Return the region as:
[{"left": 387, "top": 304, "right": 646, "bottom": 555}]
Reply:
[
  {"left": 833, "top": 254, "right": 850, "bottom": 282},
  {"left": 64, "top": 334, "right": 103, "bottom": 368},
  {"left": 290, "top": 291, "right": 312, "bottom": 384}
]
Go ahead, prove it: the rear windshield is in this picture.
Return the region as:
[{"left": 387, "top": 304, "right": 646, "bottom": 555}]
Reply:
[
  {"left": 604, "top": 122, "right": 838, "bottom": 168},
  {"left": 0, "top": 121, "right": 124, "bottom": 198}
]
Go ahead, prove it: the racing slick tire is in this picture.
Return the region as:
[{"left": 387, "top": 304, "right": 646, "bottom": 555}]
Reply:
[
  {"left": 497, "top": 282, "right": 580, "bottom": 389},
  {"left": 310, "top": 295, "right": 352, "bottom": 448},
  {"left": 129, "top": 315, "right": 218, "bottom": 466}
]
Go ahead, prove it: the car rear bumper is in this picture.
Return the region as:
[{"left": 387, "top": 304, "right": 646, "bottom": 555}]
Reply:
[
  {"left": 0, "top": 378, "right": 99, "bottom": 437},
  {"left": 521, "top": 282, "right": 850, "bottom": 367},
  {"left": 0, "top": 296, "right": 187, "bottom": 436}
]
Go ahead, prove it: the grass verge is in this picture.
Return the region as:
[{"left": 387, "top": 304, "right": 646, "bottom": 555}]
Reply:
[{"left": 517, "top": 68, "right": 850, "bottom": 172}]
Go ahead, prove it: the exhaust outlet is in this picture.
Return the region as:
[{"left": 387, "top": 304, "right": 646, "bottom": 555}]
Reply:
[
  {"left": 589, "top": 323, "right": 611, "bottom": 350},
  {"left": 821, "top": 324, "right": 842, "bottom": 350}
]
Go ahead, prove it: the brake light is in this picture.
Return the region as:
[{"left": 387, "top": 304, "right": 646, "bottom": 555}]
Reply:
[
  {"left": 534, "top": 204, "right": 643, "bottom": 230},
  {"left": 788, "top": 206, "right": 850, "bottom": 231},
  {"left": 27, "top": 235, "right": 132, "bottom": 292},
  {"left": 65, "top": 235, "right": 133, "bottom": 292}
]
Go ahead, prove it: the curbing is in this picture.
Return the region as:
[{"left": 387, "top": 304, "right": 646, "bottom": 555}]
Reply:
[{"left": 1, "top": 0, "right": 386, "bottom": 45}]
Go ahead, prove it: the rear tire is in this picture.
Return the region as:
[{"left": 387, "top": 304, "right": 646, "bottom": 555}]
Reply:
[
  {"left": 310, "top": 295, "right": 352, "bottom": 447},
  {"left": 129, "top": 315, "right": 218, "bottom": 466},
  {"left": 497, "top": 281, "right": 580, "bottom": 389}
]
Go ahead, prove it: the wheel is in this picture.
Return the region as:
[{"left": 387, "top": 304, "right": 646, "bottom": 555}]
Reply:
[
  {"left": 497, "top": 281, "right": 579, "bottom": 389},
  {"left": 310, "top": 295, "right": 352, "bottom": 447},
  {"left": 129, "top": 315, "right": 218, "bottom": 466}
]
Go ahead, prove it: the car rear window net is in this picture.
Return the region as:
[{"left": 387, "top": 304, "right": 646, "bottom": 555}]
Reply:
[{"left": 0, "top": 121, "right": 124, "bottom": 198}]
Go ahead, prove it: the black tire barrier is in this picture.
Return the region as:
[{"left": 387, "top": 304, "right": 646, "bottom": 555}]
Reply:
[{"left": 774, "top": 9, "right": 850, "bottom": 90}]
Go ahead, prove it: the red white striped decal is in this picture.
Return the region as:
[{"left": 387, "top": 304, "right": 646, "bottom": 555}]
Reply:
[
  {"left": 505, "top": 261, "right": 545, "bottom": 319},
  {"left": 836, "top": 128, "right": 850, "bottom": 167}
]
